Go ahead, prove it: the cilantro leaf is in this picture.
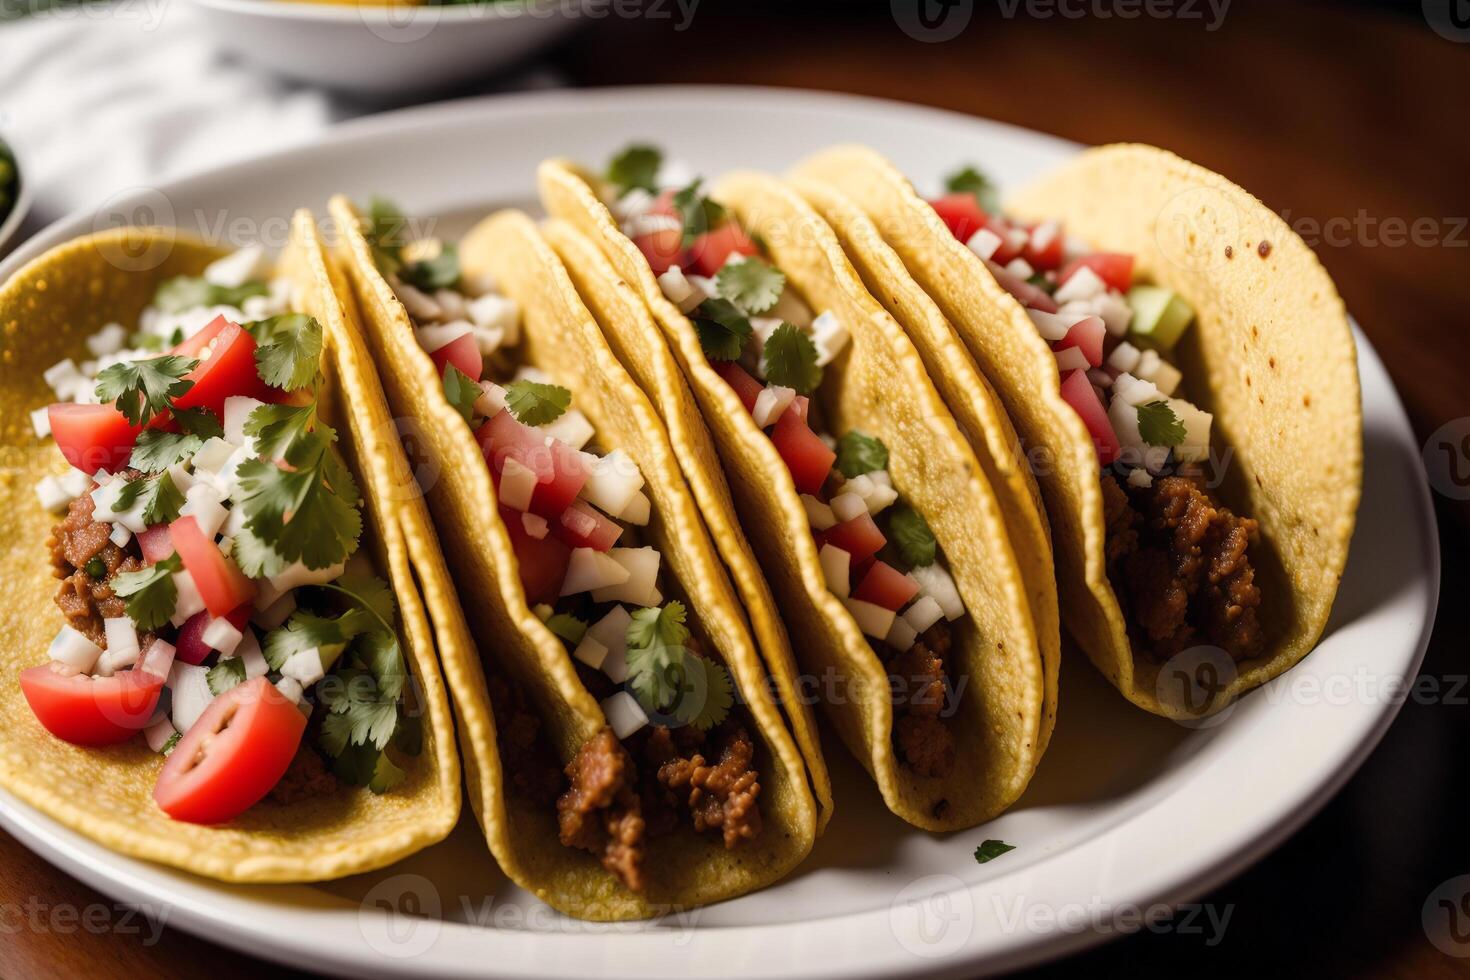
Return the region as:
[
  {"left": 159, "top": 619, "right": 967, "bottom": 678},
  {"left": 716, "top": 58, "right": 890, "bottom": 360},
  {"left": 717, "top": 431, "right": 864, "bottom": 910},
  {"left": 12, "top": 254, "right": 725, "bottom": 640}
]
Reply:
[
  {"left": 715, "top": 256, "right": 785, "bottom": 314},
  {"left": 671, "top": 179, "right": 728, "bottom": 247},
  {"left": 244, "top": 402, "right": 318, "bottom": 460},
  {"left": 545, "top": 612, "right": 588, "bottom": 645},
  {"left": 1137, "top": 400, "right": 1186, "bottom": 447},
  {"left": 128, "top": 407, "right": 220, "bottom": 471},
  {"left": 442, "top": 363, "right": 480, "bottom": 426},
  {"left": 945, "top": 165, "right": 1000, "bottom": 213},
  {"left": 94, "top": 355, "right": 196, "bottom": 427},
  {"left": 231, "top": 526, "right": 287, "bottom": 578},
  {"left": 393, "top": 713, "right": 424, "bottom": 757},
  {"left": 320, "top": 711, "right": 353, "bottom": 757},
  {"left": 836, "top": 430, "right": 888, "bottom": 478},
  {"left": 627, "top": 601, "right": 690, "bottom": 651},
  {"left": 329, "top": 742, "right": 404, "bottom": 794},
  {"left": 262, "top": 609, "right": 368, "bottom": 670},
  {"left": 114, "top": 471, "right": 185, "bottom": 525},
  {"left": 111, "top": 554, "right": 181, "bottom": 631},
  {"left": 368, "top": 750, "right": 406, "bottom": 794},
  {"left": 160, "top": 731, "right": 181, "bottom": 756},
  {"left": 235, "top": 429, "right": 361, "bottom": 569},
  {"left": 761, "top": 323, "right": 822, "bottom": 395},
  {"left": 364, "top": 197, "right": 409, "bottom": 277},
  {"left": 247, "top": 314, "right": 323, "bottom": 392},
  {"left": 399, "top": 243, "right": 460, "bottom": 292},
  {"left": 606, "top": 144, "right": 663, "bottom": 197},
  {"left": 888, "top": 504, "right": 937, "bottom": 569},
  {"left": 674, "top": 656, "right": 734, "bottom": 731},
  {"left": 974, "top": 839, "right": 1016, "bottom": 864},
  {"left": 626, "top": 641, "right": 682, "bottom": 716},
  {"left": 206, "top": 656, "right": 247, "bottom": 696},
  {"left": 322, "top": 570, "right": 399, "bottom": 633},
  {"left": 691, "top": 297, "right": 753, "bottom": 362},
  {"left": 503, "top": 379, "right": 571, "bottom": 427},
  {"left": 151, "top": 276, "right": 266, "bottom": 315}
]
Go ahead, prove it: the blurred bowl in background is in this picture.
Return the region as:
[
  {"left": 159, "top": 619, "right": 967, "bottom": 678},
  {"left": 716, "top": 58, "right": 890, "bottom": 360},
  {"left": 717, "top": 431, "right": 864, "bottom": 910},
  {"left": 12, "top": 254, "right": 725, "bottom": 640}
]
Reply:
[
  {"left": 183, "top": 0, "right": 583, "bottom": 96},
  {"left": 0, "top": 134, "right": 32, "bottom": 256}
]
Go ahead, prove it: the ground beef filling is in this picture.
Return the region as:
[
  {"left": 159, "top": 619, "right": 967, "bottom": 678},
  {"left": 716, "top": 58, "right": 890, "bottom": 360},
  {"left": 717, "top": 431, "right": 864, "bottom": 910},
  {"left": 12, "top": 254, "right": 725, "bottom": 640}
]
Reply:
[
  {"left": 556, "top": 728, "right": 647, "bottom": 892},
  {"left": 1102, "top": 471, "right": 1264, "bottom": 662},
  {"left": 48, "top": 484, "right": 150, "bottom": 648},
  {"left": 486, "top": 674, "right": 563, "bottom": 806},
  {"left": 884, "top": 621, "right": 957, "bottom": 778},
  {"left": 267, "top": 745, "right": 340, "bottom": 804}
]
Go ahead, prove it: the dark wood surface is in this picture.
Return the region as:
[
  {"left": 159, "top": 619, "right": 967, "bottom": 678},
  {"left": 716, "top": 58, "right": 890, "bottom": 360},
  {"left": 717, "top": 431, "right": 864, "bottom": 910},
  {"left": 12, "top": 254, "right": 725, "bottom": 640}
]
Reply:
[{"left": 2, "top": 2, "right": 1466, "bottom": 977}]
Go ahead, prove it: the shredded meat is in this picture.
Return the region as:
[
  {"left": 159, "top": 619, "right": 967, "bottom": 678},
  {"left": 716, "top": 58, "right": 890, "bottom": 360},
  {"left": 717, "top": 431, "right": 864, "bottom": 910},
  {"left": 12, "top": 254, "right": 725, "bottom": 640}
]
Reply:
[
  {"left": 267, "top": 746, "right": 339, "bottom": 804},
  {"left": 49, "top": 483, "right": 149, "bottom": 647},
  {"left": 556, "top": 728, "right": 647, "bottom": 893},
  {"left": 1103, "top": 471, "right": 1264, "bottom": 662},
  {"left": 886, "top": 622, "right": 957, "bottom": 778},
  {"left": 486, "top": 674, "right": 563, "bottom": 805},
  {"left": 654, "top": 724, "right": 763, "bottom": 849}
]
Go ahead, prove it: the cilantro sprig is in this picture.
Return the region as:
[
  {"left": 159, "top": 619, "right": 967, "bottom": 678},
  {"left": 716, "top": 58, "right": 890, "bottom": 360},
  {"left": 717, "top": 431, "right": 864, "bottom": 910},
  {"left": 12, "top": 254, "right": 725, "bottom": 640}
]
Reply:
[
  {"left": 715, "top": 257, "right": 785, "bottom": 315},
  {"left": 246, "top": 314, "right": 324, "bottom": 392},
  {"left": 114, "top": 471, "right": 186, "bottom": 526},
  {"left": 887, "top": 505, "right": 937, "bottom": 569},
  {"left": 606, "top": 144, "right": 663, "bottom": 198},
  {"left": 94, "top": 355, "right": 196, "bottom": 427},
  {"left": 671, "top": 179, "right": 727, "bottom": 247},
  {"left": 945, "top": 165, "right": 1000, "bottom": 214},
  {"left": 624, "top": 602, "right": 733, "bottom": 730},
  {"left": 400, "top": 244, "right": 460, "bottom": 292},
  {"left": 692, "top": 297, "right": 754, "bottom": 362},
  {"left": 442, "top": 363, "right": 480, "bottom": 426},
  {"left": 836, "top": 431, "right": 888, "bottom": 478},
  {"left": 1137, "top": 400, "right": 1186, "bottom": 447},
  {"left": 128, "top": 407, "right": 223, "bottom": 472},
  {"left": 111, "top": 554, "right": 182, "bottom": 631},
  {"left": 504, "top": 379, "right": 571, "bottom": 427},
  {"left": 761, "top": 323, "right": 822, "bottom": 395},
  {"left": 152, "top": 276, "right": 266, "bottom": 315}
]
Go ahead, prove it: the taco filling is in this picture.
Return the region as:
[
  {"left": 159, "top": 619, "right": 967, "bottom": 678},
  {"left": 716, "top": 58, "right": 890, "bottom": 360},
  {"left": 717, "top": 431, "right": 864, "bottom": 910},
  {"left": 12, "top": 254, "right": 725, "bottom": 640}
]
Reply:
[
  {"left": 27, "top": 248, "right": 422, "bottom": 824},
  {"left": 364, "top": 203, "right": 763, "bottom": 890},
  {"left": 602, "top": 148, "right": 970, "bottom": 777},
  {"left": 928, "top": 168, "right": 1262, "bottom": 663}
]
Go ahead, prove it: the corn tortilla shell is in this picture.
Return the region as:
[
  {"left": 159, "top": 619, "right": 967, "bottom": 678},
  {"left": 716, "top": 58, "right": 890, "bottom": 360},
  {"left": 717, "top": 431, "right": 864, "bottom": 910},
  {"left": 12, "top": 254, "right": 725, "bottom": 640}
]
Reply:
[
  {"left": 0, "top": 219, "right": 460, "bottom": 881},
  {"left": 792, "top": 144, "right": 1361, "bottom": 717}
]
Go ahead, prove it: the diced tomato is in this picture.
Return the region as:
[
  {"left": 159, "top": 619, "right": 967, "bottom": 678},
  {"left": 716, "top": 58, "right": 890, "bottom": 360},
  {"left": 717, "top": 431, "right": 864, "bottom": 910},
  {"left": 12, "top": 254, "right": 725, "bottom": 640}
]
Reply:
[
  {"left": 853, "top": 561, "right": 921, "bottom": 612},
  {"left": 789, "top": 395, "right": 810, "bottom": 423},
  {"left": 1060, "top": 253, "right": 1134, "bottom": 293},
  {"left": 1055, "top": 315, "right": 1106, "bottom": 368},
  {"left": 633, "top": 228, "right": 686, "bottom": 276},
  {"left": 826, "top": 512, "right": 886, "bottom": 565},
  {"left": 714, "top": 361, "right": 763, "bottom": 414},
  {"left": 771, "top": 409, "right": 836, "bottom": 496},
  {"left": 429, "top": 332, "right": 483, "bottom": 382},
  {"left": 501, "top": 504, "right": 571, "bottom": 604},
  {"left": 1060, "top": 369, "right": 1121, "bottom": 465},
  {"left": 555, "top": 500, "right": 622, "bottom": 552},
  {"left": 688, "top": 222, "right": 758, "bottom": 278},
  {"left": 174, "top": 605, "right": 252, "bottom": 666},
  {"left": 137, "top": 525, "right": 174, "bottom": 564},
  {"left": 47, "top": 403, "right": 140, "bottom": 474},
  {"left": 1022, "top": 223, "right": 1064, "bottom": 271},
  {"left": 928, "top": 193, "right": 988, "bottom": 243},
  {"left": 20, "top": 663, "right": 164, "bottom": 746},
  {"left": 172, "top": 319, "right": 276, "bottom": 419},
  {"left": 170, "top": 515, "right": 256, "bottom": 616},
  {"left": 986, "top": 260, "right": 1059, "bottom": 313},
  {"left": 983, "top": 217, "right": 1024, "bottom": 264},
  {"left": 153, "top": 677, "right": 306, "bottom": 824},
  {"left": 476, "top": 410, "right": 592, "bottom": 519}
]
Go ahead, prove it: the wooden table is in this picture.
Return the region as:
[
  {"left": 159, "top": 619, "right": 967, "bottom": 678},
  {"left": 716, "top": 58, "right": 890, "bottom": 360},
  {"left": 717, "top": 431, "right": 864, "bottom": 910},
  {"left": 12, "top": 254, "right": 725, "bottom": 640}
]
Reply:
[{"left": 3, "top": 2, "right": 1466, "bottom": 977}]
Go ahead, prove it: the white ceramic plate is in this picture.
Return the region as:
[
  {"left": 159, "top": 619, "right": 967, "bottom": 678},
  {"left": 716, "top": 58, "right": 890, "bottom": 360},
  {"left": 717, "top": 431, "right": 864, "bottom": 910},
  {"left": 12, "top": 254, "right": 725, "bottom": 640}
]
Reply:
[
  {"left": 0, "top": 87, "right": 1438, "bottom": 978},
  {"left": 183, "top": 0, "right": 583, "bottom": 95}
]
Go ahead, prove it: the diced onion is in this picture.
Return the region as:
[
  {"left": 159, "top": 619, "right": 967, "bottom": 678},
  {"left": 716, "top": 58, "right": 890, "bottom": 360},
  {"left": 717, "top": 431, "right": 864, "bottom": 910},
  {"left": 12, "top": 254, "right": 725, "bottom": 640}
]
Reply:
[
  {"left": 590, "top": 547, "right": 661, "bottom": 606},
  {"left": 539, "top": 410, "right": 595, "bottom": 452},
  {"left": 140, "top": 638, "right": 177, "bottom": 680},
  {"left": 620, "top": 490, "right": 651, "bottom": 527},
  {"left": 601, "top": 691, "right": 648, "bottom": 740},
  {"left": 498, "top": 456, "right": 537, "bottom": 512},
  {"left": 562, "top": 548, "right": 631, "bottom": 597},
  {"left": 522, "top": 512, "right": 549, "bottom": 540},
  {"left": 885, "top": 615, "right": 918, "bottom": 652},
  {"left": 30, "top": 406, "right": 52, "bottom": 439},
  {"left": 580, "top": 449, "right": 646, "bottom": 519},
  {"left": 844, "top": 597, "right": 896, "bottom": 640},
  {"left": 819, "top": 544, "right": 850, "bottom": 598},
  {"left": 752, "top": 385, "right": 796, "bottom": 429},
  {"left": 48, "top": 626, "right": 103, "bottom": 674},
  {"left": 168, "top": 661, "right": 214, "bottom": 733},
  {"left": 281, "top": 647, "right": 325, "bottom": 687},
  {"left": 233, "top": 631, "right": 269, "bottom": 679},
  {"left": 144, "top": 718, "right": 178, "bottom": 754},
  {"left": 573, "top": 635, "right": 609, "bottom": 671},
  {"left": 1107, "top": 341, "right": 1142, "bottom": 374},
  {"left": 416, "top": 320, "right": 474, "bottom": 355},
  {"left": 811, "top": 311, "right": 850, "bottom": 367},
  {"left": 170, "top": 571, "right": 207, "bottom": 626},
  {"left": 475, "top": 381, "right": 509, "bottom": 419},
  {"left": 966, "top": 228, "right": 1003, "bottom": 261},
  {"left": 1054, "top": 265, "right": 1108, "bottom": 304},
  {"left": 902, "top": 595, "right": 945, "bottom": 635},
  {"left": 910, "top": 564, "right": 964, "bottom": 621},
  {"left": 830, "top": 492, "right": 868, "bottom": 522},
  {"left": 223, "top": 396, "right": 266, "bottom": 449},
  {"left": 801, "top": 494, "right": 836, "bottom": 530},
  {"left": 201, "top": 616, "right": 244, "bottom": 656},
  {"left": 1054, "top": 346, "right": 1090, "bottom": 373},
  {"left": 35, "top": 476, "right": 70, "bottom": 513}
]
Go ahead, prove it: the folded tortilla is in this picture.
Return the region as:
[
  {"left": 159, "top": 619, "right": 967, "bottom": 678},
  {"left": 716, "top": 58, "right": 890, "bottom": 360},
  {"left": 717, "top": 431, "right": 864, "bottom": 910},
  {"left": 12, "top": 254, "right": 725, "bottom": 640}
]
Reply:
[
  {"left": 791, "top": 144, "right": 1361, "bottom": 717},
  {"left": 0, "top": 217, "right": 461, "bottom": 881},
  {"left": 540, "top": 162, "right": 1053, "bottom": 830},
  {"left": 331, "top": 198, "right": 818, "bottom": 920}
]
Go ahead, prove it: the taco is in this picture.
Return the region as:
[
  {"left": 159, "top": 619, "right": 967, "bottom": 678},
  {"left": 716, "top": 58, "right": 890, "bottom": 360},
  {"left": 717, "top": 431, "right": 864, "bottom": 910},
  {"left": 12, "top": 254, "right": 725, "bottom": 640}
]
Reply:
[
  {"left": 791, "top": 144, "right": 1361, "bottom": 717},
  {"left": 539, "top": 147, "right": 1055, "bottom": 830},
  {"left": 0, "top": 215, "right": 461, "bottom": 881},
  {"left": 330, "top": 196, "right": 818, "bottom": 920}
]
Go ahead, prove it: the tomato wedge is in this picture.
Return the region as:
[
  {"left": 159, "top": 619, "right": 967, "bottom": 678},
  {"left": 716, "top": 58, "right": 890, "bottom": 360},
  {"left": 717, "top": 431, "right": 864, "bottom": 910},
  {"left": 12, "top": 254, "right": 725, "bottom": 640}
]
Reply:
[
  {"left": 770, "top": 408, "right": 835, "bottom": 496},
  {"left": 153, "top": 677, "right": 306, "bottom": 824},
  {"left": 170, "top": 515, "right": 257, "bottom": 616},
  {"left": 688, "top": 222, "right": 759, "bottom": 278},
  {"left": 1060, "top": 369, "right": 1121, "bottom": 465},
  {"left": 476, "top": 410, "right": 591, "bottom": 518},
  {"left": 429, "top": 332, "right": 482, "bottom": 382},
  {"left": 136, "top": 525, "right": 174, "bottom": 564},
  {"left": 171, "top": 318, "right": 276, "bottom": 419},
  {"left": 853, "top": 561, "right": 921, "bottom": 612},
  {"left": 48, "top": 403, "right": 140, "bottom": 474},
  {"left": 555, "top": 501, "right": 622, "bottom": 552},
  {"left": 928, "top": 193, "right": 988, "bottom": 243},
  {"left": 175, "top": 605, "right": 252, "bottom": 666},
  {"left": 501, "top": 504, "right": 571, "bottom": 604},
  {"left": 825, "top": 512, "right": 887, "bottom": 565},
  {"left": 1055, "top": 315, "right": 1106, "bottom": 368},
  {"left": 633, "top": 228, "right": 686, "bottom": 276},
  {"left": 714, "top": 361, "right": 763, "bottom": 414},
  {"left": 1060, "top": 253, "right": 1134, "bottom": 293},
  {"left": 20, "top": 664, "right": 164, "bottom": 746}
]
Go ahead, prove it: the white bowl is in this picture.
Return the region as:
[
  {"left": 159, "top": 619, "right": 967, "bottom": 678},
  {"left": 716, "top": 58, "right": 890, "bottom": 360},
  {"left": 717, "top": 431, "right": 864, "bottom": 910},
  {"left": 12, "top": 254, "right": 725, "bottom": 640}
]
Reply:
[
  {"left": 184, "top": 0, "right": 583, "bottom": 96},
  {"left": 0, "top": 135, "right": 32, "bottom": 257}
]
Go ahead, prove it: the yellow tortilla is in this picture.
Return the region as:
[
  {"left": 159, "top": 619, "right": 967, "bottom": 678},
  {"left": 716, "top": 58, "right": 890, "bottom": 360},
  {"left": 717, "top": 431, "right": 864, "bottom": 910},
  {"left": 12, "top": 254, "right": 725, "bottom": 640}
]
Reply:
[
  {"left": 0, "top": 218, "right": 461, "bottom": 882},
  {"left": 331, "top": 198, "right": 816, "bottom": 919},
  {"left": 792, "top": 144, "right": 1361, "bottom": 717},
  {"left": 541, "top": 162, "right": 1049, "bottom": 830}
]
